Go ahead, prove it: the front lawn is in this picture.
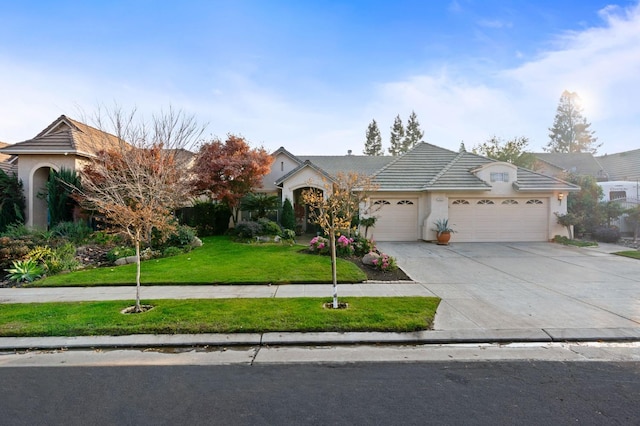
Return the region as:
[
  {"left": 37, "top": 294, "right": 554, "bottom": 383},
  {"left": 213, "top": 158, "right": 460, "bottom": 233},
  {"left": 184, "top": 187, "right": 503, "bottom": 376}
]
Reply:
[
  {"left": 33, "top": 236, "right": 367, "bottom": 286},
  {"left": 0, "top": 297, "right": 440, "bottom": 336},
  {"left": 614, "top": 250, "right": 640, "bottom": 260}
]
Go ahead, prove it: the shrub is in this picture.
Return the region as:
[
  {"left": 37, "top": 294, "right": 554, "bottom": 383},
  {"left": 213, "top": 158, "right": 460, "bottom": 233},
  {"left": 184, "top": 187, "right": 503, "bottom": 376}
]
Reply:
[
  {"left": 282, "top": 229, "right": 296, "bottom": 242},
  {"left": 0, "top": 170, "right": 26, "bottom": 233},
  {"left": 593, "top": 226, "right": 620, "bottom": 243},
  {"left": 257, "top": 218, "right": 282, "bottom": 236},
  {"left": 281, "top": 198, "right": 295, "bottom": 231},
  {"left": 234, "top": 221, "right": 264, "bottom": 239},
  {"left": 309, "top": 236, "right": 330, "bottom": 255},
  {"left": 336, "top": 234, "right": 355, "bottom": 256},
  {"left": 5, "top": 259, "right": 44, "bottom": 283},
  {"left": 50, "top": 221, "right": 92, "bottom": 243},
  {"left": 163, "top": 224, "right": 197, "bottom": 249},
  {"left": 176, "top": 201, "right": 231, "bottom": 236},
  {"left": 106, "top": 246, "right": 137, "bottom": 263},
  {"left": 162, "top": 246, "right": 184, "bottom": 258},
  {"left": 372, "top": 253, "right": 398, "bottom": 272}
]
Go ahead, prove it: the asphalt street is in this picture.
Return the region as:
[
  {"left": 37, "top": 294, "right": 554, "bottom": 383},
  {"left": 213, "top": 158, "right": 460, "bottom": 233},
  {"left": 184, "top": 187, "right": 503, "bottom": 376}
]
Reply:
[{"left": 0, "top": 361, "right": 638, "bottom": 425}]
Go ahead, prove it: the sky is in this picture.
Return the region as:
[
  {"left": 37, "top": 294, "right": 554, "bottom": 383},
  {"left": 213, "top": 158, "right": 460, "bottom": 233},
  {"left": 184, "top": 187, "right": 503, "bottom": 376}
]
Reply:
[{"left": 0, "top": 0, "right": 639, "bottom": 155}]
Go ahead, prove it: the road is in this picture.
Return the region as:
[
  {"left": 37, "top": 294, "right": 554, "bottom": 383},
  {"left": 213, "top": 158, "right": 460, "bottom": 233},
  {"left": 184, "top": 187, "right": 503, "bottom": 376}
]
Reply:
[{"left": 1, "top": 361, "right": 638, "bottom": 425}]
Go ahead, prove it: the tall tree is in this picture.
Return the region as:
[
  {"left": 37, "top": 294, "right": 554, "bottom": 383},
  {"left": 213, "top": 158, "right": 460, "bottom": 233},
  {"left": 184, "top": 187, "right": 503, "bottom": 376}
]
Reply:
[
  {"left": 388, "top": 115, "right": 405, "bottom": 156},
  {"left": 363, "top": 119, "right": 383, "bottom": 156},
  {"left": 302, "top": 172, "right": 377, "bottom": 309},
  {"left": 473, "top": 136, "right": 538, "bottom": 169},
  {"left": 402, "top": 110, "right": 424, "bottom": 152},
  {"left": 192, "top": 134, "right": 274, "bottom": 226},
  {"left": 77, "top": 107, "right": 203, "bottom": 312},
  {"left": 0, "top": 169, "right": 25, "bottom": 232},
  {"left": 546, "top": 90, "right": 600, "bottom": 153}
]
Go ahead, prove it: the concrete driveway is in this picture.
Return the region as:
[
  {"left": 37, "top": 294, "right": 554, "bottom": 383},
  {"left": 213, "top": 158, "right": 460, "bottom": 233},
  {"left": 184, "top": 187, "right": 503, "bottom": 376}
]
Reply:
[{"left": 376, "top": 241, "right": 640, "bottom": 334}]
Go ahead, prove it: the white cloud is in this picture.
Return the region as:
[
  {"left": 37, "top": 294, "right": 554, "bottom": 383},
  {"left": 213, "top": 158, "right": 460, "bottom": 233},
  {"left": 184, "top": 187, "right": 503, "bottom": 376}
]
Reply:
[{"left": 368, "top": 2, "right": 640, "bottom": 154}]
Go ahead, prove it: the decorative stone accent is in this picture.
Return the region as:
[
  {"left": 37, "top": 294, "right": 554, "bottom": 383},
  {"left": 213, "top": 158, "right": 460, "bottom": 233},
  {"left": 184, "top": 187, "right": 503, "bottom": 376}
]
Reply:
[{"left": 362, "top": 252, "right": 380, "bottom": 266}]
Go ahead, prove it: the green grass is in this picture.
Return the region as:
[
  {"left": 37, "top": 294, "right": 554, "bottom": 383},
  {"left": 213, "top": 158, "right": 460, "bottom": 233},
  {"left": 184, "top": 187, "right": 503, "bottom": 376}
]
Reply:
[
  {"left": 553, "top": 236, "right": 598, "bottom": 247},
  {"left": 34, "top": 236, "right": 366, "bottom": 286},
  {"left": 614, "top": 250, "right": 640, "bottom": 259},
  {"left": 0, "top": 297, "right": 440, "bottom": 336}
]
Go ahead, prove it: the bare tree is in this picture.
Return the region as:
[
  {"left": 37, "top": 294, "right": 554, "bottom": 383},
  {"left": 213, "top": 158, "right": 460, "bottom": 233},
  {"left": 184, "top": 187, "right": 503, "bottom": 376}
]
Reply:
[
  {"left": 76, "top": 107, "right": 204, "bottom": 312},
  {"left": 302, "top": 172, "right": 378, "bottom": 308}
]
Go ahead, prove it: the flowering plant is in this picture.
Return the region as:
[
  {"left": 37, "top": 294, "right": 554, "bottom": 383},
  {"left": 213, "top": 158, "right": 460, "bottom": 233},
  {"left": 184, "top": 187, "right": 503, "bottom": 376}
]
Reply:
[
  {"left": 336, "top": 234, "right": 355, "bottom": 256},
  {"left": 309, "top": 236, "right": 329, "bottom": 254},
  {"left": 372, "top": 253, "right": 398, "bottom": 272}
]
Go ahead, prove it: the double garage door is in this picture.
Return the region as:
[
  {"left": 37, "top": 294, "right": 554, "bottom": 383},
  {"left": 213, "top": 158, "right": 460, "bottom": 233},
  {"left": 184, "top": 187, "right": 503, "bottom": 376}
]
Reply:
[
  {"left": 448, "top": 198, "right": 549, "bottom": 242},
  {"left": 371, "top": 197, "right": 550, "bottom": 242}
]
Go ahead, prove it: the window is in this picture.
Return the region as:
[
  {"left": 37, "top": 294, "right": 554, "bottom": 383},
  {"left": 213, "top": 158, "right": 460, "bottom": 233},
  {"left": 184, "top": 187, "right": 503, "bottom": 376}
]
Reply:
[
  {"left": 490, "top": 172, "right": 509, "bottom": 182},
  {"left": 526, "top": 199, "right": 543, "bottom": 205},
  {"left": 373, "top": 200, "right": 391, "bottom": 205},
  {"left": 397, "top": 200, "right": 414, "bottom": 205},
  {"left": 477, "top": 199, "right": 495, "bottom": 205},
  {"left": 610, "top": 191, "right": 626, "bottom": 200},
  {"left": 280, "top": 161, "right": 284, "bottom": 171},
  {"left": 452, "top": 200, "right": 469, "bottom": 205},
  {"left": 502, "top": 199, "right": 518, "bottom": 205}
]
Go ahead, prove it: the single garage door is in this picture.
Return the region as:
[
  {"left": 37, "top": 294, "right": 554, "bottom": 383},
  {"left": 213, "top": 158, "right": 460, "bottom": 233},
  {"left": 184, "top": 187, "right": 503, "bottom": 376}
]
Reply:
[
  {"left": 448, "top": 198, "right": 549, "bottom": 242},
  {"left": 370, "top": 198, "right": 418, "bottom": 241}
]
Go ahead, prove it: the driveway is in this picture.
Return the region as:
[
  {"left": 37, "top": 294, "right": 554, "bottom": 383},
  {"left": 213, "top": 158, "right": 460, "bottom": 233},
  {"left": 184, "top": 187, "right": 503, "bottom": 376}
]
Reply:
[{"left": 376, "top": 241, "right": 640, "bottom": 333}]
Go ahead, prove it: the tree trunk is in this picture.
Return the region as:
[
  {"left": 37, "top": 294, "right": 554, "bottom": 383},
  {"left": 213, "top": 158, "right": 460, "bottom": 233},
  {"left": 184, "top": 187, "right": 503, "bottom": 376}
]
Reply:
[
  {"left": 135, "top": 237, "right": 141, "bottom": 312},
  {"left": 330, "top": 231, "right": 338, "bottom": 309}
]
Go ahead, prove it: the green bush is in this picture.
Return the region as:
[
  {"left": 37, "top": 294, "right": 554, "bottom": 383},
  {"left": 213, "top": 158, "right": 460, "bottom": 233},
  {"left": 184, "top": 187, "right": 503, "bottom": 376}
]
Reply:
[
  {"left": 162, "top": 246, "right": 184, "bottom": 258},
  {"left": 234, "top": 221, "right": 263, "bottom": 239},
  {"left": 50, "top": 221, "right": 92, "bottom": 243},
  {"left": 257, "top": 218, "right": 282, "bottom": 236},
  {"left": 5, "top": 259, "right": 44, "bottom": 283},
  {"left": 0, "top": 170, "right": 25, "bottom": 233},
  {"left": 176, "top": 201, "right": 231, "bottom": 236},
  {"left": 281, "top": 198, "right": 295, "bottom": 230},
  {"left": 106, "top": 246, "right": 137, "bottom": 263}
]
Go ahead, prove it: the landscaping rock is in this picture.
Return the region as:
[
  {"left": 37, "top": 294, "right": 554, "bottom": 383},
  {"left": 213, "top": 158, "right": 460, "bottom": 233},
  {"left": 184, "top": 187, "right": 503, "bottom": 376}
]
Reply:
[
  {"left": 362, "top": 252, "right": 380, "bottom": 266},
  {"left": 114, "top": 255, "right": 138, "bottom": 266},
  {"left": 191, "top": 237, "right": 203, "bottom": 247}
]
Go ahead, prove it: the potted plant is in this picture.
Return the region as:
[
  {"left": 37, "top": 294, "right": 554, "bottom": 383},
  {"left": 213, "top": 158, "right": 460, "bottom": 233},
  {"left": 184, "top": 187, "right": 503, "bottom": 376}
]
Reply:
[{"left": 432, "top": 218, "right": 455, "bottom": 245}]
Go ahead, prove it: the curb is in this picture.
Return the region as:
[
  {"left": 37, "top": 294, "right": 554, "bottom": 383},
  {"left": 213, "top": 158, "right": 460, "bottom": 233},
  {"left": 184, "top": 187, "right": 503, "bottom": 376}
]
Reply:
[{"left": 2, "top": 328, "right": 640, "bottom": 351}]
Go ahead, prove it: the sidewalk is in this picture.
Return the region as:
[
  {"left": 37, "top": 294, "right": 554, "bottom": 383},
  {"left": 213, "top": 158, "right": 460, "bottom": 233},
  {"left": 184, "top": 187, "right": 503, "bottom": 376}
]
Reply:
[{"left": 1, "top": 281, "right": 640, "bottom": 351}]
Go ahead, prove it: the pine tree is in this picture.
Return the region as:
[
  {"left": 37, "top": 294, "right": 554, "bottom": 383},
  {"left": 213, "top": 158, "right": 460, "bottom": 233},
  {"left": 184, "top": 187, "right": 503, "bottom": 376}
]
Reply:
[
  {"left": 388, "top": 115, "right": 405, "bottom": 156},
  {"left": 546, "top": 90, "right": 600, "bottom": 153},
  {"left": 363, "top": 119, "right": 383, "bottom": 156},
  {"left": 402, "top": 110, "right": 424, "bottom": 152}
]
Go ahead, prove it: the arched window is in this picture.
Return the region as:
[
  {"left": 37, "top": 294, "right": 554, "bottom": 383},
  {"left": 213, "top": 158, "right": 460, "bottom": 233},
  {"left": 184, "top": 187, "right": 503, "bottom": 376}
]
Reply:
[
  {"left": 373, "top": 200, "right": 391, "bottom": 205},
  {"left": 477, "top": 199, "right": 495, "bottom": 205},
  {"left": 397, "top": 200, "right": 414, "bottom": 205},
  {"left": 452, "top": 200, "right": 469, "bottom": 205},
  {"left": 526, "top": 199, "right": 543, "bottom": 205},
  {"left": 502, "top": 199, "right": 518, "bottom": 205}
]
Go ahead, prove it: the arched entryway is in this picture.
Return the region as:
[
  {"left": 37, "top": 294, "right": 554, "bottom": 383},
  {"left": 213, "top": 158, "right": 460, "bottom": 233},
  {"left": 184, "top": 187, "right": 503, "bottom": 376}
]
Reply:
[
  {"left": 30, "top": 166, "right": 54, "bottom": 229},
  {"left": 292, "top": 186, "right": 323, "bottom": 235}
]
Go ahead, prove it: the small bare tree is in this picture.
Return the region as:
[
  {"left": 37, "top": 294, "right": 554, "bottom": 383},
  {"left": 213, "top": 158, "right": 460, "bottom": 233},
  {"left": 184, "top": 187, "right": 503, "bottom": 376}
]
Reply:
[
  {"left": 302, "top": 172, "right": 377, "bottom": 308},
  {"left": 76, "top": 107, "right": 204, "bottom": 312}
]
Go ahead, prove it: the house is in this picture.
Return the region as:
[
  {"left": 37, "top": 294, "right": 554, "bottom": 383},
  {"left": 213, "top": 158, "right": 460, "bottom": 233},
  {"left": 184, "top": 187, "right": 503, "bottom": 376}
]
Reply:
[
  {"left": 0, "top": 115, "right": 122, "bottom": 228},
  {"left": 534, "top": 150, "right": 640, "bottom": 182},
  {"left": 597, "top": 149, "right": 640, "bottom": 182},
  {"left": 266, "top": 144, "right": 580, "bottom": 242},
  {"left": 2, "top": 115, "right": 579, "bottom": 241},
  {"left": 0, "top": 141, "right": 16, "bottom": 174}
]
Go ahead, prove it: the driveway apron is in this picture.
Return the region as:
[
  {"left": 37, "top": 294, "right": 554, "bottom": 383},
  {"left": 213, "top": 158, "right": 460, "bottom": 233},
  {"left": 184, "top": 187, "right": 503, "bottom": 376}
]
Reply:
[{"left": 376, "top": 241, "right": 640, "bottom": 331}]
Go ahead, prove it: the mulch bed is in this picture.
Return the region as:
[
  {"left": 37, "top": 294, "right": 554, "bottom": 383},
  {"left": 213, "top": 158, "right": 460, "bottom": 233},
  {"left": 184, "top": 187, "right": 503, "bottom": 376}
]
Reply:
[{"left": 347, "top": 256, "right": 412, "bottom": 282}]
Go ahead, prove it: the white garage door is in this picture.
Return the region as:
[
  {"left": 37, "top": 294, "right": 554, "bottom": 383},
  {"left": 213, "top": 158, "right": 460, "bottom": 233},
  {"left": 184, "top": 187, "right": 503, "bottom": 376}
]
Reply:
[
  {"left": 448, "top": 198, "right": 549, "bottom": 242},
  {"left": 370, "top": 198, "right": 418, "bottom": 241}
]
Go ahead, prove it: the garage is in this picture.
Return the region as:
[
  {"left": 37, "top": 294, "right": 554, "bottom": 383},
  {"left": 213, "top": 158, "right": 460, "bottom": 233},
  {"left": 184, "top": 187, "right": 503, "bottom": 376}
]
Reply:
[
  {"left": 448, "top": 198, "right": 549, "bottom": 242},
  {"left": 369, "top": 198, "right": 418, "bottom": 241}
]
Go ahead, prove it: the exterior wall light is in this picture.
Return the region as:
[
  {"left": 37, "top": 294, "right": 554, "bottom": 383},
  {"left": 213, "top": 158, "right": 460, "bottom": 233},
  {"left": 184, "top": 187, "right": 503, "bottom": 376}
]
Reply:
[{"left": 558, "top": 193, "right": 564, "bottom": 204}]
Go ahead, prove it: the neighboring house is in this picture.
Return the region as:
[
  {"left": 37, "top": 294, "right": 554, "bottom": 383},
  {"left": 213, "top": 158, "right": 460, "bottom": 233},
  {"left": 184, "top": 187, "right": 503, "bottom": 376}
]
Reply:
[
  {"left": 597, "top": 149, "right": 640, "bottom": 182},
  {"left": 0, "top": 115, "right": 122, "bottom": 228},
  {"left": 0, "top": 141, "right": 17, "bottom": 175},
  {"left": 534, "top": 152, "right": 609, "bottom": 180},
  {"left": 266, "top": 143, "right": 579, "bottom": 242},
  {"left": 534, "top": 150, "right": 640, "bottom": 182}
]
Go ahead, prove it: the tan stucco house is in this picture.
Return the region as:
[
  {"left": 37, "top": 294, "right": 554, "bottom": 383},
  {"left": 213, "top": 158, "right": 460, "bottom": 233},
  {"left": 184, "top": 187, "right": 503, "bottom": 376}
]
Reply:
[{"left": 264, "top": 144, "right": 580, "bottom": 242}]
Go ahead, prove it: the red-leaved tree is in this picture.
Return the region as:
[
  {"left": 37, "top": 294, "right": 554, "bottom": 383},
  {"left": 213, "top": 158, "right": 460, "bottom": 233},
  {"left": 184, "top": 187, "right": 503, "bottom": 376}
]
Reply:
[{"left": 191, "top": 135, "right": 273, "bottom": 226}]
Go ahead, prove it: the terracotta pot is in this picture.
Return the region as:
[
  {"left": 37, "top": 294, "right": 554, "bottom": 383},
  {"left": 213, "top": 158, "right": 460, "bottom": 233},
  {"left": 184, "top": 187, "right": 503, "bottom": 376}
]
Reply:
[{"left": 436, "top": 231, "right": 451, "bottom": 245}]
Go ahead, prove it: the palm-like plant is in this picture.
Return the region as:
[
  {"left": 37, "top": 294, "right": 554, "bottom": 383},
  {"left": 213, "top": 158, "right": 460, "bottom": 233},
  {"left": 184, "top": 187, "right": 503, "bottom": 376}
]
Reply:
[{"left": 5, "top": 259, "right": 44, "bottom": 283}]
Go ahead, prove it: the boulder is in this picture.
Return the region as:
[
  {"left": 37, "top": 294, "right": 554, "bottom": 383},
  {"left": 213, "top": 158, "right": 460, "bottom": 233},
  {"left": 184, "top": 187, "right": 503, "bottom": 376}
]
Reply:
[
  {"left": 362, "top": 252, "right": 380, "bottom": 266},
  {"left": 114, "top": 255, "right": 137, "bottom": 266}
]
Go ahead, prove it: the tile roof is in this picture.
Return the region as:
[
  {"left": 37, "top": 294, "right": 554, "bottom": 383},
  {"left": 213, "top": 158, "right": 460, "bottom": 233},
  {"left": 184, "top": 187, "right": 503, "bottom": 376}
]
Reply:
[
  {"left": 534, "top": 152, "right": 606, "bottom": 176},
  {"left": 0, "top": 142, "right": 14, "bottom": 174},
  {"left": 0, "top": 115, "right": 122, "bottom": 158},
  {"left": 597, "top": 149, "right": 640, "bottom": 181}
]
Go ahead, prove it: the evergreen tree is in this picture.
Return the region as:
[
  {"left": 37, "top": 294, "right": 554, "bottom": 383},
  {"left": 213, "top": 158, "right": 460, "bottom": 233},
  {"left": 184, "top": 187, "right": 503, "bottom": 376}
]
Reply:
[
  {"left": 363, "top": 119, "right": 383, "bottom": 156},
  {"left": 281, "top": 197, "right": 295, "bottom": 231},
  {"left": 0, "top": 170, "right": 25, "bottom": 232},
  {"left": 388, "top": 115, "right": 405, "bottom": 156},
  {"left": 402, "top": 110, "right": 424, "bottom": 152},
  {"left": 546, "top": 90, "right": 600, "bottom": 153}
]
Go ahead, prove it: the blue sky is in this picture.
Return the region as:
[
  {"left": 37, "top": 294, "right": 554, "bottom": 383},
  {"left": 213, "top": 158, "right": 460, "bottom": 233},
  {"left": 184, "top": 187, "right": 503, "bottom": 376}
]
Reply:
[{"left": 1, "top": 0, "right": 638, "bottom": 155}]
